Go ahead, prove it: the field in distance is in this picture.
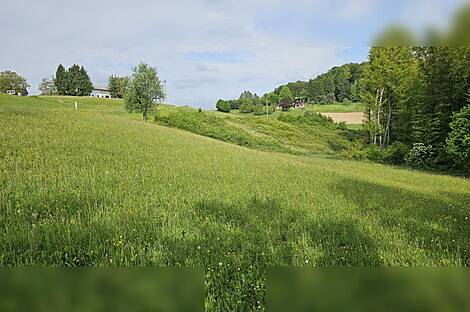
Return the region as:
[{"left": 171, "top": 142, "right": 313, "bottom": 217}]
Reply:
[{"left": 1, "top": 95, "right": 470, "bottom": 310}]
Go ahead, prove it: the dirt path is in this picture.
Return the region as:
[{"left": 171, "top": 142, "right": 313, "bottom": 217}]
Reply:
[{"left": 321, "top": 112, "right": 364, "bottom": 124}]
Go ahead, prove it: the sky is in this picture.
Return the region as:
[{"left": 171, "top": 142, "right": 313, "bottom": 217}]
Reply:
[{"left": 0, "top": 0, "right": 467, "bottom": 108}]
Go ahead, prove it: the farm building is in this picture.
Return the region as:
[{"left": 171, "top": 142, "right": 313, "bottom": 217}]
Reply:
[
  {"left": 90, "top": 86, "right": 111, "bottom": 98},
  {"left": 294, "top": 97, "right": 305, "bottom": 109}
]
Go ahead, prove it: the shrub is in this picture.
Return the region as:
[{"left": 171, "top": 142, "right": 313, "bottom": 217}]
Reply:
[
  {"left": 383, "top": 142, "right": 409, "bottom": 165},
  {"left": 342, "top": 140, "right": 383, "bottom": 161},
  {"left": 446, "top": 105, "right": 470, "bottom": 173},
  {"left": 239, "top": 105, "right": 254, "bottom": 114},
  {"left": 405, "top": 143, "right": 435, "bottom": 169},
  {"left": 216, "top": 99, "right": 231, "bottom": 113},
  {"left": 279, "top": 111, "right": 334, "bottom": 127},
  {"left": 253, "top": 105, "right": 273, "bottom": 115}
]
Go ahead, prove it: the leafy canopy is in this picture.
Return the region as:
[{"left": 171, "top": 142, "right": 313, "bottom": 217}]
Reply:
[
  {"left": 0, "top": 71, "right": 30, "bottom": 95},
  {"left": 124, "top": 63, "right": 165, "bottom": 121}
]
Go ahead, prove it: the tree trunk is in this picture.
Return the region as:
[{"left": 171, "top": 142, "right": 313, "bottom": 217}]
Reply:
[
  {"left": 143, "top": 105, "right": 149, "bottom": 122},
  {"left": 377, "top": 87, "right": 384, "bottom": 148},
  {"left": 385, "top": 99, "right": 392, "bottom": 146},
  {"left": 369, "top": 89, "right": 379, "bottom": 145}
]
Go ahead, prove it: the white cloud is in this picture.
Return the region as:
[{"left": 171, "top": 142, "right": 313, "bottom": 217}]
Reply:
[{"left": 5, "top": 0, "right": 462, "bottom": 108}]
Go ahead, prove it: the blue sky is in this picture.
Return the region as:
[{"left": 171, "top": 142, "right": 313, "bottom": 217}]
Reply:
[{"left": 0, "top": 0, "right": 467, "bottom": 108}]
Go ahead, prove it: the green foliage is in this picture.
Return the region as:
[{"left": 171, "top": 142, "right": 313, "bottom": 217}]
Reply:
[
  {"left": 0, "top": 70, "right": 30, "bottom": 95},
  {"left": 405, "top": 143, "right": 436, "bottom": 169},
  {"left": 54, "top": 64, "right": 67, "bottom": 95},
  {"left": 124, "top": 63, "right": 165, "bottom": 121},
  {"left": 279, "top": 86, "right": 293, "bottom": 103},
  {"left": 239, "top": 90, "right": 254, "bottom": 100},
  {"left": 274, "top": 81, "right": 307, "bottom": 98},
  {"left": 54, "top": 64, "right": 93, "bottom": 96},
  {"left": 155, "top": 108, "right": 286, "bottom": 151},
  {"left": 361, "top": 47, "right": 420, "bottom": 147},
  {"left": 342, "top": 140, "right": 383, "bottom": 161},
  {"left": 446, "top": 104, "right": 470, "bottom": 172},
  {"left": 239, "top": 105, "right": 254, "bottom": 114},
  {"left": 306, "top": 63, "right": 365, "bottom": 104},
  {"left": 383, "top": 142, "right": 410, "bottom": 165},
  {"left": 252, "top": 105, "right": 270, "bottom": 115},
  {"left": 216, "top": 99, "right": 231, "bottom": 113},
  {"left": 108, "top": 75, "right": 129, "bottom": 98},
  {"left": 266, "top": 92, "right": 280, "bottom": 106},
  {"left": 279, "top": 110, "right": 334, "bottom": 127}
]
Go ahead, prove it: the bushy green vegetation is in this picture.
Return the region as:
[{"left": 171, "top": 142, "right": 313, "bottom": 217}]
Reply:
[
  {"left": 108, "top": 75, "right": 129, "bottom": 99},
  {"left": 360, "top": 44, "right": 470, "bottom": 173},
  {"left": 447, "top": 105, "right": 470, "bottom": 173},
  {"left": 2, "top": 95, "right": 470, "bottom": 310},
  {"left": 308, "top": 102, "right": 365, "bottom": 113},
  {"left": 0, "top": 71, "right": 29, "bottom": 96},
  {"left": 216, "top": 63, "right": 365, "bottom": 114},
  {"left": 155, "top": 105, "right": 352, "bottom": 156}
]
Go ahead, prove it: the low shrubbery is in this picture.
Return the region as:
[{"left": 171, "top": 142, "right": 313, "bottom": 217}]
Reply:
[
  {"left": 405, "top": 143, "right": 436, "bottom": 169},
  {"left": 216, "top": 99, "right": 231, "bottom": 113},
  {"left": 279, "top": 110, "right": 334, "bottom": 127},
  {"left": 155, "top": 108, "right": 287, "bottom": 152},
  {"left": 239, "top": 105, "right": 254, "bottom": 114},
  {"left": 342, "top": 140, "right": 383, "bottom": 161},
  {"left": 383, "top": 142, "right": 410, "bottom": 165},
  {"left": 252, "top": 105, "right": 274, "bottom": 115}
]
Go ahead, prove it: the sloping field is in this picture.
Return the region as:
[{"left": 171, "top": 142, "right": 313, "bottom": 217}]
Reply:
[
  {"left": 321, "top": 112, "right": 365, "bottom": 124},
  {"left": 1, "top": 95, "right": 470, "bottom": 310}
]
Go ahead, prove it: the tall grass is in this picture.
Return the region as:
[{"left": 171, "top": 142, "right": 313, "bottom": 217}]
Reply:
[
  {"left": 1, "top": 95, "right": 470, "bottom": 310},
  {"left": 155, "top": 106, "right": 353, "bottom": 156}
]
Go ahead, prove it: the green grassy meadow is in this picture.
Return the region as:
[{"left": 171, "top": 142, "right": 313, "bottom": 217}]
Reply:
[
  {"left": 155, "top": 105, "right": 355, "bottom": 156},
  {"left": 1, "top": 95, "right": 470, "bottom": 310}
]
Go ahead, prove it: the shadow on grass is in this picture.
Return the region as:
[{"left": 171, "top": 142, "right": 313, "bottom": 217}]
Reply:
[
  {"left": 334, "top": 178, "right": 470, "bottom": 265},
  {"left": 164, "top": 197, "right": 382, "bottom": 310}
]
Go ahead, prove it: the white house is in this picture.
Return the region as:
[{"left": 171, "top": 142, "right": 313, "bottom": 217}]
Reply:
[{"left": 90, "top": 86, "right": 111, "bottom": 98}]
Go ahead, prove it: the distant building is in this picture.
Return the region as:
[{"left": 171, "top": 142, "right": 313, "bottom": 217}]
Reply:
[
  {"left": 294, "top": 97, "right": 305, "bottom": 109},
  {"left": 90, "top": 86, "right": 111, "bottom": 98}
]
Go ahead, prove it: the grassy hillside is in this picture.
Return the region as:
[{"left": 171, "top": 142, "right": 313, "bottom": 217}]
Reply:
[
  {"left": 1, "top": 95, "right": 470, "bottom": 310},
  {"left": 155, "top": 105, "right": 356, "bottom": 156}
]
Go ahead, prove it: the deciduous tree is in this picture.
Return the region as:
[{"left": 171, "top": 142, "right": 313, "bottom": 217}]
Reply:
[
  {"left": 124, "top": 63, "right": 165, "bottom": 121},
  {"left": 0, "top": 70, "right": 29, "bottom": 95}
]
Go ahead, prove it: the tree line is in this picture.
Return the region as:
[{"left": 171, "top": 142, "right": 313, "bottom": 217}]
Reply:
[
  {"left": 358, "top": 46, "right": 470, "bottom": 173},
  {"left": 274, "top": 63, "right": 365, "bottom": 104},
  {"left": 216, "top": 62, "right": 365, "bottom": 113},
  {"left": 353, "top": 4, "right": 470, "bottom": 174},
  {"left": 216, "top": 86, "right": 294, "bottom": 114}
]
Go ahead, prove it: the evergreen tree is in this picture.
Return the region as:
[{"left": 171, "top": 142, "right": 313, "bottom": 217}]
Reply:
[
  {"left": 55, "top": 64, "right": 67, "bottom": 95},
  {"left": 65, "top": 64, "right": 81, "bottom": 96},
  {"left": 79, "top": 66, "right": 93, "bottom": 96}
]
